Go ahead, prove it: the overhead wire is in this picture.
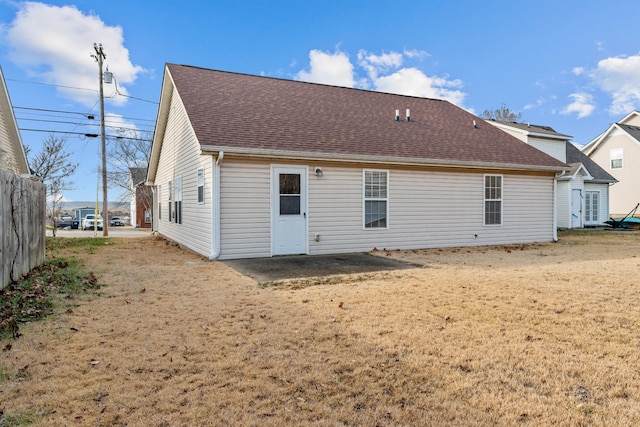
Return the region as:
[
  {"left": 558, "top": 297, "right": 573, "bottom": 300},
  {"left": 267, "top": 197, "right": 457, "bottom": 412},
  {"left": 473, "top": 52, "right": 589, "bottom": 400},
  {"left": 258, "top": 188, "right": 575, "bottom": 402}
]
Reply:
[{"left": 9, "top": 76, "right": 157, "bottom": 150}]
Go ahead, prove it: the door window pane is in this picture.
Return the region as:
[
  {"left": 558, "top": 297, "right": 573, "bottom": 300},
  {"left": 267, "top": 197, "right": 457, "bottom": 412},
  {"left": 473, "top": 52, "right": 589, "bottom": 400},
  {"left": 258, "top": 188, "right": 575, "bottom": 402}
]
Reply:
[{"left": 280, "top": 174, "right": 301, "bottom": 215}]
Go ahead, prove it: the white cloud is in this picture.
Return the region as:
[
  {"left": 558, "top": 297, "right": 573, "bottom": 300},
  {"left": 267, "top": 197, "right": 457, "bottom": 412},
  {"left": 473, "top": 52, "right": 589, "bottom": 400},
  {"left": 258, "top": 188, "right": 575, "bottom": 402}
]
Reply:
[
  {"left": 523, "top": 97, "right": 546, "bottom": 110},
  {"left": 295, "top": 49, "right": 355, "bottom": 87},
  {"left": 357, "top": 49, "right": 404, "bottom": 80},
  {"left": 105, "top": 113, "right": 140, "bottom": 137},
  {"left": 403, "top": 48, "right": 429, "bottom": 59},
  {"left": 3, "top": 2, "right": 145, "bottom": 107},
  {"left": 590, "top": 53, "right": 640, "bottom": 115},
  {"left": 373, "top": 68, "right": 465, "bottom": 105},
  {"left": 561, "top": 93, "right": 595, "bottom": 118},
  {"left": 572, "top": 67, "right": 585, "bottom": 76},
  {"left": 297, "top": 48, "right": 466, "bottom": 106}
]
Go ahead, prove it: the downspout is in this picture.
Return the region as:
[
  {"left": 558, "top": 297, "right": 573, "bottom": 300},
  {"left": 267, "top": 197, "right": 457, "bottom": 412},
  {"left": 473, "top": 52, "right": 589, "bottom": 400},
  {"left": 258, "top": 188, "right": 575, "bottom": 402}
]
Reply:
[
  {"left": 552, "top": 172, "right": 560, "bottom": 242},
  {"left": 209, "top": 151, "right": 223, "bottom": 259},
  {"left": 151, "top": 185, "right": 157, "bottom": 232}
]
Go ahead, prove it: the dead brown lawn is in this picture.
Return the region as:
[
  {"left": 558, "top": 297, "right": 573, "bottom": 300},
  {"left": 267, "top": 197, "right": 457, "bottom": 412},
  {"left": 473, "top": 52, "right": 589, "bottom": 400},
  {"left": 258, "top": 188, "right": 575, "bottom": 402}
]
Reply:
[{"left": 2, "top": 230, "right": 640, "bottom": 426}]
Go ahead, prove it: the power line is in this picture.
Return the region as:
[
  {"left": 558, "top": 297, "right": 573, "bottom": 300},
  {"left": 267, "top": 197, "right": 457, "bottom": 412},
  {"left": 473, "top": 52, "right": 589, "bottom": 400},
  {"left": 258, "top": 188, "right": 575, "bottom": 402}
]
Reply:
[
  {"left": 19, "top": 128, "right": 101, "bottom": 137},
  {"left": 6, "top": 77, "right": 97, "bottom": 93},
  {"left": 7, "top": 77, "right": 159, "bottom": 105},
  {"left": 19, "top": 128, "right": 153, "bottom": 142},
  {"left": 16, "top": 117, "right": 155, "bottom": 132},
  {"left": 14, "top": 106, "right": 157, "bottom": 123}
]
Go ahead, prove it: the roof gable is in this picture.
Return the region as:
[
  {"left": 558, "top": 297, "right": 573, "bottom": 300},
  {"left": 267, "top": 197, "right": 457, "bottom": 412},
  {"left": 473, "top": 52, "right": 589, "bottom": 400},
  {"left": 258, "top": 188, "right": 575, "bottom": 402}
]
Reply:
[
  {"left": 618, "top": 111, "right": 640, "bottom": 125},
  {"left": 566, "top": 142, "right": 616, "bottom": 183},
  {"left": 618, "top": 123, "right": 640, "bottom": 143},
  {"left": 486, "top": 120, "right": 573, "bottom": 140},
  {"left": 583, "top": 111, "right": 640, "bottom": 156},
  {"left": 152, "top": 64, "right": 567, "bottom": 174}
]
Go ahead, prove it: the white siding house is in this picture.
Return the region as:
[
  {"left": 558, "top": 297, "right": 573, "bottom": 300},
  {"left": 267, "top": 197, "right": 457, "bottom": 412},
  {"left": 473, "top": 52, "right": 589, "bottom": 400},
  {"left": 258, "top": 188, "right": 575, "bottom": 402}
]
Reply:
[
  {"left": 0, "top": 66, "right": 29, "bottom": 175},
  {"left": 582, "top": 111, "right": 640, "bottom": 216},
  {"left": 487, "top": 120, "right": 616, "bottom": 228},
  {"left": 148, "top": 64, "right": 568, "bottom": 260}
]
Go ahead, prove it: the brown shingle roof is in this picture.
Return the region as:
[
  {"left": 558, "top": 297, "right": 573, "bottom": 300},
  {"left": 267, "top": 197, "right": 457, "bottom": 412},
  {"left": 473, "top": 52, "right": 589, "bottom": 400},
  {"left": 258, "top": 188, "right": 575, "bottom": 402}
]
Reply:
[{"left": 166, "top": 64, "right": 566, "bottom": 171}]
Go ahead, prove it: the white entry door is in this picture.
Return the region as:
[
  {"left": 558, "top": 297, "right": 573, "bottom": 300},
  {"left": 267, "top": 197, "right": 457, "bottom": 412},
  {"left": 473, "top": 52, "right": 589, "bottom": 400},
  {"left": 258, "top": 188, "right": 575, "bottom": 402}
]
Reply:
[
  {"left": 272, "top": 166, "right": 307, "bottom": 255},
  {"left": 571, "top": 189, "right": 583, "bottom": 228}
]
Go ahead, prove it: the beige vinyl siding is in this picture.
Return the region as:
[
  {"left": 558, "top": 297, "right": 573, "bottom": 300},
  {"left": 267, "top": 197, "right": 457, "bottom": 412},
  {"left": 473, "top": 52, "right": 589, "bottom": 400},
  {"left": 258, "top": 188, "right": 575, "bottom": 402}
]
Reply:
[
  {"left": 589, "top": 129, "right": 640, "bottom": 215},
  {"left": 307, "top": 166, "right": 554, "bottom": 255},
  {"left": 175, "top": 156, "right": 556, "bottom": 259},
  {"left": 218, "top": 160, "right": 271, "bottom": 259},
  {"left": 155, "top": 86, "right": 213, "bottom": 256},
  {"left": 491, "top": 126, "right": 567, "bottom": 163},
  {"left": 525, "top": 137, "right": 566, "bottom": 163},
  {"left": 0, "top": 109, "right": 16, "bottom": 172}
]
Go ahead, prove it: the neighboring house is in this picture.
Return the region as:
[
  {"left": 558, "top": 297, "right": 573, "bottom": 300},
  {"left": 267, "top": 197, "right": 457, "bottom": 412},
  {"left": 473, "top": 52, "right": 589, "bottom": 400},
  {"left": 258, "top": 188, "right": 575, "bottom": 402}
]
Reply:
[
  {"left": 582, "top": 111, "right": 640, "bottom": 216},
  {"left": 129, "top": 167, "right": 152, "bottom": 228},
  {"left": 487, "top": 120, "right": 616, "bottom": 228},
  {"left": 0, "top": 66, "right": 29, "bottom": 174},
  {"left": 147, "top": 64, "right": 567, "bottom": 260}
]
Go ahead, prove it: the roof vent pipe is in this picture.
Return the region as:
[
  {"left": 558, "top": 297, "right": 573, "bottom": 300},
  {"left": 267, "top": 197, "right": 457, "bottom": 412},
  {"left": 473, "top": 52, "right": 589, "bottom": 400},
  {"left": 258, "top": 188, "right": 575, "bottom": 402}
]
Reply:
[
  {"left": 395, "top": 109, "right": 400, "bottom": 121},
  {"left": 473, "top": 120, "right": 478, "bottom": 128},
  {"left": 406, "top": 109, "right": 411, "bottom": 122}
]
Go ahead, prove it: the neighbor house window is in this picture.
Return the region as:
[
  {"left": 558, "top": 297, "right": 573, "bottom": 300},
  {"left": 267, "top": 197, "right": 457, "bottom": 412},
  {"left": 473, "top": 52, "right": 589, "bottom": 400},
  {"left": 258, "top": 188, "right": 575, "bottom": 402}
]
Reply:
[
  {"left": 197, "top": 168, "right": 205, "bottom": 204},
  {"left": 168, "top": 181, "right": 173, "bottom": 222},
  {"left": 144, "top": 209, "right": 151, "bottom": 223},
  {"left": 158, "top": 185, "right": 162, "bottom": 220},
  {"left": 484, "top": 175, "right": 502, "bottom": 226},
  {"left": 174, "top": 176, "right": 183, "bottom": 224},
  {"left": 610, "top": 148, "right": 623, "bottom": 169},
  {"left": 363, "top": 170, "right": 388, "bottom": 229}
]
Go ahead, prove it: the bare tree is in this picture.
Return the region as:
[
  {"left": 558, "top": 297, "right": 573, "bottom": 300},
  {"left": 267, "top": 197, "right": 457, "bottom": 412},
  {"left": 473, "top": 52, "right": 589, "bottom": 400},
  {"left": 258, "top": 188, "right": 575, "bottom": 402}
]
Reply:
[
  {"left": 481, "top": 103, "right": 523, "bottom": 122},
  {"left": 106, "top": 130, "right": 152, "bottom": 221},
  {"left": 27, "top": 134, "right": 79, "bottom": 236}
]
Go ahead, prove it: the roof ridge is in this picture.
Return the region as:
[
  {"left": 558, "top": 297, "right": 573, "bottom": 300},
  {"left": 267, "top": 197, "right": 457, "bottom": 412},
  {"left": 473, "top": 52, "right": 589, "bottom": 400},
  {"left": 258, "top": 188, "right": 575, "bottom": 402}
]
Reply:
[{"left": 166, "top": 62, "right": 448, "bottom": 103}]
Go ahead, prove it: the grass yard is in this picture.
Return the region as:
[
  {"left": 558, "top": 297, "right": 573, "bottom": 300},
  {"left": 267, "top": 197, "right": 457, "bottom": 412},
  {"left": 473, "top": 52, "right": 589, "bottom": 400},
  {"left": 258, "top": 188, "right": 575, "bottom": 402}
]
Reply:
[{"left": 1, "top": 230, "right": 639, "bottom": 426}]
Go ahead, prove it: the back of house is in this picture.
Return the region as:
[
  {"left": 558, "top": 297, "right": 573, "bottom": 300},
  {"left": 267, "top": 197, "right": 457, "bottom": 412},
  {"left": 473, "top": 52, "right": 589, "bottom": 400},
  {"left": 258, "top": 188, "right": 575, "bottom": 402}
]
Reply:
[{"left": 148, "top": 64, "right": 567, "bottom": 260}]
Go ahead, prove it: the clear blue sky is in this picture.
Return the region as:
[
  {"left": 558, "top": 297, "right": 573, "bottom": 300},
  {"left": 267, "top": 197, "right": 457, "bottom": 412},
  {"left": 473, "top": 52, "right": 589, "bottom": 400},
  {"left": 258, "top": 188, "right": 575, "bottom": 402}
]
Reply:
[{"left": 1, "top": 0, "right": 639, "bottom": 202}]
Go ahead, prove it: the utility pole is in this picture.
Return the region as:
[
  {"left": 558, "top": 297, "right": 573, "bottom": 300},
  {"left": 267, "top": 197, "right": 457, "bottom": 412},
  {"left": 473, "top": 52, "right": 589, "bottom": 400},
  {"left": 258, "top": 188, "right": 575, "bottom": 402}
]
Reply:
[{"left": 92, "top": 43, "right": 108, "bottom": 236}]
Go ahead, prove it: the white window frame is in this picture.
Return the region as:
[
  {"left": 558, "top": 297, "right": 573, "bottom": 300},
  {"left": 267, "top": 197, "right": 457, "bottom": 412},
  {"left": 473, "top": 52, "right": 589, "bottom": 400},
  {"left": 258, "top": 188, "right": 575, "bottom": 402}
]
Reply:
[
  {"left": 484, "top": 174, "right": 503, "bottom": 226},
  {"left": 168, "top": 181, "right": 173, "bottom": 222},
  {"left": 363, "top": 169, "right": 389, "bottom": 230},
  {"left": 158, "top": 185, "right": 162, "bottom": 220},
  {"left": 174, "top": 176, "right": 183, "bottom": 224},
  {"left": 585, "top": 191, "right": 599, "bottom": 223},
  {"left": 197, "top": 168, "right": 205, "bottom": 204},
  {"left": 610, "top": 148, "right": 623, "bottom": 169}
]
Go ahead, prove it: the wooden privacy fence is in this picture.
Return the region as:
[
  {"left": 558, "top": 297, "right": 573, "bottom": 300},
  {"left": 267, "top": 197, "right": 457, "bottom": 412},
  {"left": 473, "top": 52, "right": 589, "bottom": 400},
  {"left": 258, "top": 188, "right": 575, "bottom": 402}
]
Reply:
[{"left": 0, "top": 169, "right": 46, "bottom": 290}]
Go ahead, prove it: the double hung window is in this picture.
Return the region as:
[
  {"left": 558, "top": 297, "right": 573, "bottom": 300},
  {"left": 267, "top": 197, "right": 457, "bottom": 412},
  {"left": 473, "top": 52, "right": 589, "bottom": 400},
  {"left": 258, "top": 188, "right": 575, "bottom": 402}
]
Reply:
[
  {"left": 363, "top": 170, "right": 388, "bottom": 229},
  {"left": 484, "top": 175, "right": 502, "bottom": 226}
]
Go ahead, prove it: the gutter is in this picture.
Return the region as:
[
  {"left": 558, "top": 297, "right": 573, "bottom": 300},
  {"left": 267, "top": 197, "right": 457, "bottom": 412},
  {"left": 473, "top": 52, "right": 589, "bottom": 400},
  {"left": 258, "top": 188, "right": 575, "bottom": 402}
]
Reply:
[
  {"left": 209, "top": 151, "right": 223, "bottom": 260},
  {"left": 200, "top": 145, "right": 567, "bottom": 173}
]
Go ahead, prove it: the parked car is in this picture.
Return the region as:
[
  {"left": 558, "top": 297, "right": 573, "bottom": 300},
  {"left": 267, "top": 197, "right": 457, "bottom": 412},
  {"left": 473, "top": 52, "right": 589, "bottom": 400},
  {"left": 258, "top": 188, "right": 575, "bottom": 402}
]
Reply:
[
  {"left": 82, "top": 214, "right": 103, "bottom": 230},
  {"left": 55, "top": 215, "right": 74, "bottom": 228},
  {"left": 110, "top": 216, "right": 125, "bottom": 226}
]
